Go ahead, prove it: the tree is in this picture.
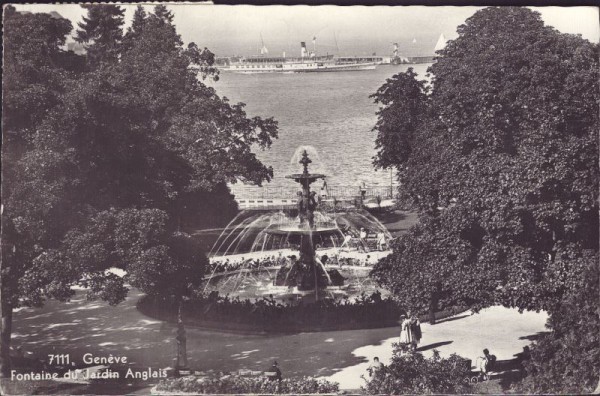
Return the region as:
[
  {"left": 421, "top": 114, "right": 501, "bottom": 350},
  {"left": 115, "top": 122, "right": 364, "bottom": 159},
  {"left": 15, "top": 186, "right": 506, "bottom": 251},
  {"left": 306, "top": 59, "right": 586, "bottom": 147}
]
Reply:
[
  {"left": 128, "top": 232, "right": 208, "bottom": 372},
  {"left": 62, "top": 4, "right": 277, "bottom": 218},
  {"left": 121, "top": 5, "right": 147, "bottom": 52},
  {"left": 371, "top": 68, "right": 429, "bottom": 170},
  {"left": 1, "top": 6, "right": 81, "bottom": 377},
  {"left": 371, "top": 7, "right": 598, "bottom": 392},
  {"left": 371, "top": 210, "right": 498, "bottom": 323},
  {"left": 74, "top": 4, "right": 125, "bottom": 67},
  {"left": 54, "top": 209, "right": 207, "bottom": 371},
  {"left": 2, "top": 4, "right": 278, "bottom": 376},
  {"left": 131, "top": 5, "right": 147, "bottom": 32}
]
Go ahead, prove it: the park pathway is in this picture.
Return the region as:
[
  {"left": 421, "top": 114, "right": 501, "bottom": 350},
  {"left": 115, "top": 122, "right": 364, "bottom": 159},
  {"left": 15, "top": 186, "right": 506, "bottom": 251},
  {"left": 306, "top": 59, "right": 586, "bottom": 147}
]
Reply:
[
  {"left": 12, "top": 289, "right": 547, "bottom": 390},
  {"left": 325, "top": 306, "right": 548, "bottom": 389}
]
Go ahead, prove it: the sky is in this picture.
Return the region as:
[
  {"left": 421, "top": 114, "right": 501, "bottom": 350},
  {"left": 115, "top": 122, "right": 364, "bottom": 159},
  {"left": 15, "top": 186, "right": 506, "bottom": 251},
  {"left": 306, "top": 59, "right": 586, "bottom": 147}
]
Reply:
[{"left": 12, "top": 3, "right": 600, "bottom": 57}]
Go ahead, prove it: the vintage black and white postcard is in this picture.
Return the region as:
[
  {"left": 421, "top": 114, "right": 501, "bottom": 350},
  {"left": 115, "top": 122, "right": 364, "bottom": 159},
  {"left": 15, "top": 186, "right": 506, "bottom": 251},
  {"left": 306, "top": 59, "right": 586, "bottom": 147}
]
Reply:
[{"left": 1, "top": 2, "right": 598, "bottom": 395}]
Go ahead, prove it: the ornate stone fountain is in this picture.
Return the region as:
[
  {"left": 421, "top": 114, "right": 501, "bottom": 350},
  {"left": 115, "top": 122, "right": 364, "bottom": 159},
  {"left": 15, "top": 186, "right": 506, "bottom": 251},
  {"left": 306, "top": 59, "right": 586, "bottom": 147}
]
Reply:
[
  {"left": 271, "top": 150, "right": 344, "bottom": 291},
  {"left": 204, "top": 146, "right": 393, "bottom": 301}
]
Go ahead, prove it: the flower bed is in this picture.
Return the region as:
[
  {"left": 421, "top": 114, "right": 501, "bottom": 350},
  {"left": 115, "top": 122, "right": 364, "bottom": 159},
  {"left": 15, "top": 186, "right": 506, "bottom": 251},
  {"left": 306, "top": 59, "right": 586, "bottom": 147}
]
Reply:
[
  {"left": 138, "top": 291, "right": 402, "bottom": 332},
  {"left": 154, "top": 374, "right": 339, "bottom": 394}
]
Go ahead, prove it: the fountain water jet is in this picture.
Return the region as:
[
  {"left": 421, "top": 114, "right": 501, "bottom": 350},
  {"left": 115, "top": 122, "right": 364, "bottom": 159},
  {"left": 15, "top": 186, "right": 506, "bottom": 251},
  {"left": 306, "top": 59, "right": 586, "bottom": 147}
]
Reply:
[
  {"left": 205, "top": 149, "right": 393, "bottom": 302},
  {"left": 267, "top": 150, "right": 344, "bottom": 292}
]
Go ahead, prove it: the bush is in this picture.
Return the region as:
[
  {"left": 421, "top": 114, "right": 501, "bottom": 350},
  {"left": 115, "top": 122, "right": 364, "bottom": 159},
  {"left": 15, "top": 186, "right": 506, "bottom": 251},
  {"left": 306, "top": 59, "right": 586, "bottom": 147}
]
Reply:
[
  {"left": 363, "top": 344, "right": 472, "bottom": 394},
  {"left": 156, "top": 374, "right": 339, "bottom": 394}
]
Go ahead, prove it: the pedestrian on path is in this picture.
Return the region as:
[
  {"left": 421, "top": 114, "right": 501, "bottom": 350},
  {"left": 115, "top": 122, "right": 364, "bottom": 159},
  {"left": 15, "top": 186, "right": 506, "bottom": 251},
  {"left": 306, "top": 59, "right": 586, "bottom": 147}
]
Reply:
[
  {"left": 399, "top": 314, "right": 412, "bottom": 352},
  {"left": 409, "top": 314, "right": 422, "bottom": 351},
  {"left": 367, "top": 357, "right": 384, "bottom": 379},
  {"left": 398, "top": 312, "right": 421, "bottom": 352},
  {"left": 476, "top": 348, "right": 496, "bottom": 380}
]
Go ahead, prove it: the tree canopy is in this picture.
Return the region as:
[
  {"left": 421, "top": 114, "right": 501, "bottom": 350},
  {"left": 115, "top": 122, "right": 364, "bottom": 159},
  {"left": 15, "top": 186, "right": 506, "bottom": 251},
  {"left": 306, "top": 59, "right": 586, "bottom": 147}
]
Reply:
[
  {"left": 1, "top": 4, "right": 277, "bottom": 376},
  {"left": 370, "top": 7, "right": 598, "bottom": 393}
]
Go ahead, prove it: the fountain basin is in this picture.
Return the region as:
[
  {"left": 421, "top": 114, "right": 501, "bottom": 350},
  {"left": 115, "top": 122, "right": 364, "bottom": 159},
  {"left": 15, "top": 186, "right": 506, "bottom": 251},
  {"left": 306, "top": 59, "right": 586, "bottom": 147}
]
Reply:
[{"left": 203, "top": 263, "right": 388, "bottom": 303}]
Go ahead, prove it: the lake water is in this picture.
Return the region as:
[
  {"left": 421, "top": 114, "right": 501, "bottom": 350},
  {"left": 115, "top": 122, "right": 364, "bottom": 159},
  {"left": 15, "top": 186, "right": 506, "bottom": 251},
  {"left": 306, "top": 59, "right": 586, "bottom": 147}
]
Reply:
[{"left": 209, "top": 63, "right": 432, "bottom": 196}]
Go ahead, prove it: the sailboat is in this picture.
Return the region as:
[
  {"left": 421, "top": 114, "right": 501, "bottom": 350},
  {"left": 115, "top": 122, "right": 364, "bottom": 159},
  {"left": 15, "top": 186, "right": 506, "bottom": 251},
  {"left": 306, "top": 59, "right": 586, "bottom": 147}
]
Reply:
[
  {"left": 260, "top": 34, "right": 269, "bottom": 55},
  {"left": 434, "top": 33, "right": 447, "bottom": 53}
]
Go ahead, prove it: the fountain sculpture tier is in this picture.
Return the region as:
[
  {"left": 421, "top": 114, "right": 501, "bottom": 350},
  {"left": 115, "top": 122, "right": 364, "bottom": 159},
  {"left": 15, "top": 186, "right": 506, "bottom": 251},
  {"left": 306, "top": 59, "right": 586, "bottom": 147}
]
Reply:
[{"left": 271, "top": 150, "right": 344, "bottom": 290}]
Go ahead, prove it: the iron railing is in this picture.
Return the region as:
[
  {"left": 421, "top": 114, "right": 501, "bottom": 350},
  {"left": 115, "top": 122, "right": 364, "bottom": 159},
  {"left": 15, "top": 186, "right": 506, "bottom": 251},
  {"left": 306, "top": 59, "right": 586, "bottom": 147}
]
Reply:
[{"left": 230, "top": 185, "right": 396, "bottom": 200}]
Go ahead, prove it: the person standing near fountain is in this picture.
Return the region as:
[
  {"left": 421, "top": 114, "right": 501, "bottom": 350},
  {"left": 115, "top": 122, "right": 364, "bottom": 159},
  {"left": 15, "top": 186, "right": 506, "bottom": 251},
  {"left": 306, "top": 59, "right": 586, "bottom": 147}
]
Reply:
[
  {"left": 340, "top": 231, "right": 352, "bottom": 251},
  {"left": 377, "top": 231, "right": 387, "bottom": 251},
  {"left": 319, "top": 180, "right": 328, "bottom": 202},
  {"left": 359, "top": 227, "right": 369, "bottom": 252}
]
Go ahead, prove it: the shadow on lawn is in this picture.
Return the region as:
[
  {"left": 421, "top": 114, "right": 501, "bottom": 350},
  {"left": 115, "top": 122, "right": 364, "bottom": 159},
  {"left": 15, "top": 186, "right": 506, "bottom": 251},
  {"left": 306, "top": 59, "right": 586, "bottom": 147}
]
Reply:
[
  {"left": 416, "top": 341, "right": 453, "bottom": 352},
  {"left": 372, "top": 211, "right": 408, "bottom": 223},
  {"left": 519, "top": 331, "right": 550, "bottom": 342},
  {"left": 12, "top": 289, "right": 401, "bottom": 380},
  {"left": 488, "top": 359, "right": 527, "bottom": 393},
  {"left": 471, "top": 359, "right": 527, "bottom": 394},
  {"left": 12, "top": 291, "right": 177, "bottom": 368},
  {"left": 434, "top": 314, "right": 471, "bottom": 324},
  {"left": 371, "top": 210, "right": 419, "bottom": 236}
]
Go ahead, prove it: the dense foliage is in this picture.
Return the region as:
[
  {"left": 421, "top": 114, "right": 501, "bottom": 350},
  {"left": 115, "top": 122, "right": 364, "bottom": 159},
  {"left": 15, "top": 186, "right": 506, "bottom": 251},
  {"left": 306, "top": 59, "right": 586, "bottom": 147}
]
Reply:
[
  {"left": 511, "top": 258, "right": 599, "bottom": 393},
  {"left": 156, "top": 374, "right": 339, "bottom": 394},
  {"left": 370, "top": 7, "right": 598, "bottom": 393},
  {"left": 139, "top": 291, "right": 403, "bottom": 332},
  {"left": 363, "top": 346, "right": 471, "bottom": 394},
  {"left": 371, "top": 68, "right": 429, "bottom": 170},
  {"left": 1, "top": 4, "right": 277, "bottom": 376}
]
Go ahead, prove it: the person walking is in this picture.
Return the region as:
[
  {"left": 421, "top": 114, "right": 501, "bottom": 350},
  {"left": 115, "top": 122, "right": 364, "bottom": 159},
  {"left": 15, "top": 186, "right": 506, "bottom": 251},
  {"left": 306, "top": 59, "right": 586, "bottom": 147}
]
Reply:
[
  {"left": 398, "top": 314, "right": 412, "bottom": 352},
  {"left": 376, "top": 231, "right": 387, "bottom": 251},
  {"left": 409, "top": 314, "right": 422, "bottom": 351},
  {"left": 476, "top": 349, "right": 496, "bottom": 380},
  {"left": 339, "top": 231, "right": 352, "bottom": 251}
]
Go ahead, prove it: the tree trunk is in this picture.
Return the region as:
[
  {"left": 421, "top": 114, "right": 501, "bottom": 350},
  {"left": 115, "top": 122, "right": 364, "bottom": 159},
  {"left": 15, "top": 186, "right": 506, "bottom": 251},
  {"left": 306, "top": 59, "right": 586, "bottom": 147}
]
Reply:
[
  {"left": 1, "top": 298, "right": 13, "bottom": 378},
  {"left": 429, "top": 292, "right": 439, "bottom": 325},
  {"left": 428, "top": 304, "right": 436, "bottom": 325},
  {"left": 175, "top": 298, "right": 188, "bottom": 370}
]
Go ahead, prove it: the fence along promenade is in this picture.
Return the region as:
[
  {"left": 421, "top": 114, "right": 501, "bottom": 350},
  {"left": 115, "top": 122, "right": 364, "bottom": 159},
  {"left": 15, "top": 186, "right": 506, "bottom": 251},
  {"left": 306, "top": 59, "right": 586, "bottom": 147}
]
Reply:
[{"left": 230, "top": 184, "right": 395, "bottom": 210}]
